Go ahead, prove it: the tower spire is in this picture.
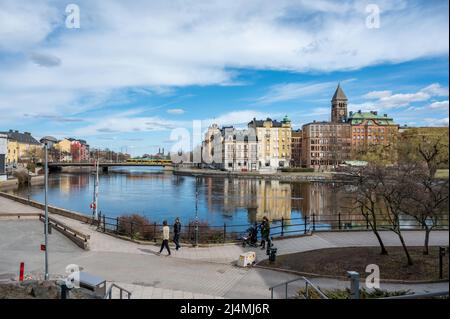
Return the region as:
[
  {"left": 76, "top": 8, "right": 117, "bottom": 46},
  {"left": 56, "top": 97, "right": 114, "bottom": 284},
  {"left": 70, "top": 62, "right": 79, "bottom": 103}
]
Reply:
[{"left": 331, "top": 83, "right": 348, "bottom": 123}]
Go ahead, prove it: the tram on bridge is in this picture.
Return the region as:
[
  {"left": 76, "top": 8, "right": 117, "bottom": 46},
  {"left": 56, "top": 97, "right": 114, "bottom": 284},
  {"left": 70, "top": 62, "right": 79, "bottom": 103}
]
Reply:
[{"left": 125, "top": 158, "right": 172, "bottom": 166}]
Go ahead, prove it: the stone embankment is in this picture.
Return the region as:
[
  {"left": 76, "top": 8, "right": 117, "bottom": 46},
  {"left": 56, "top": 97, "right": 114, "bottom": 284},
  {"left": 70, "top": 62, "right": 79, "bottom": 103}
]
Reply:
[{"left": 173, "top": 167, "right": 334, "bottom": 182}]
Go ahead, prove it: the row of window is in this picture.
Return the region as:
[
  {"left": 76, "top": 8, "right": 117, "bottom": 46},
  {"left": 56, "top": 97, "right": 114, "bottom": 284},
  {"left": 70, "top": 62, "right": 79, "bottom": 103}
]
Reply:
[
  {"left": 353, "top": 135, "right": 385, "bottom": 140},
  {"left": 353, "top": 127, "right": 386, "bottom": 133}
]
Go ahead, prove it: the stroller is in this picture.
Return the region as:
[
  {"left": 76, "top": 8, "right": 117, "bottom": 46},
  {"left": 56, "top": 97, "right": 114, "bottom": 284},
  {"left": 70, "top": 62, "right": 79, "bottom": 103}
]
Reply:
[{"left": 241, "top": 223, "right": 258, "bottom": 247}]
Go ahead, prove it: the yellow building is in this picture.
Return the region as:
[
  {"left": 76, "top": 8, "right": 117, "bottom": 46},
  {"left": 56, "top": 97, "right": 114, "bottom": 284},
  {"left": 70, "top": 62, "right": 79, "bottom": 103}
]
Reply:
[
  {"left": 55, "top": 138, "right": 72, "bottom": 153},
  {"left": 248, "top": 116, "right": 292, "bottom": 170},
  {"left": 0, "top": 130, "right": 41, "bottom": 164}
]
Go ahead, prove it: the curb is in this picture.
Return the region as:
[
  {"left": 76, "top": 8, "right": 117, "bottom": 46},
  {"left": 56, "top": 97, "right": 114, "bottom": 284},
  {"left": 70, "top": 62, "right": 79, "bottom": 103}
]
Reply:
[{"left": 255, "top": 264, "right": 449, "bottom": 285}]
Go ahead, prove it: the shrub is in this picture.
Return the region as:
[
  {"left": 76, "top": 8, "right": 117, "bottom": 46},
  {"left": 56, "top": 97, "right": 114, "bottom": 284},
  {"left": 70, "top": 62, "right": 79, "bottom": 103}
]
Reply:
[
  {"left": 117, "top": 214, "right": 157, "bottom": 240},
  {"left": 280, "top": 168, "right": 315, "bottom": 173},
  {"left": 298, "top": 287, "right": 411, "bottom": 299},
  {"left": 184, "top": 220, "right": 228, "bottom": 243}
]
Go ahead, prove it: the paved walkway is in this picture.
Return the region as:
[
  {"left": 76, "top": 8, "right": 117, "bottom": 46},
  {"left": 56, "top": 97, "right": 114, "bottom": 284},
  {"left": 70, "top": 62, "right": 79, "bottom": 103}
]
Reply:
[
  {"left": 2, "top": 196, "right": 448, "bottom": 264},
  {"left": 1, "top": 196, "right": 449, "bottom": 299}
]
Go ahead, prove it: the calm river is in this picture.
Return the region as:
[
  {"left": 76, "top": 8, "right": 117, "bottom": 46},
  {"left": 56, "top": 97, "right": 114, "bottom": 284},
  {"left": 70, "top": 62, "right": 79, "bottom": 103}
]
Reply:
[{"left": 10, "top": 167, "right": 354, "bottom": 232}]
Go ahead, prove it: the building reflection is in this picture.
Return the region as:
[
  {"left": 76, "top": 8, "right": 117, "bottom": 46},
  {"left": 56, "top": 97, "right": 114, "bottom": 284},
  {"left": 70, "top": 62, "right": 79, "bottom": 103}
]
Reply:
[{"left": 202, "top": 178, "right": 356, "bottom": 224}]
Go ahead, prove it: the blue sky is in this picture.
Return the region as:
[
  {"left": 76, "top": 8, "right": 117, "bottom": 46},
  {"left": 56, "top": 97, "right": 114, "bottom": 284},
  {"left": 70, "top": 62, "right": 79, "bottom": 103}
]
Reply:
[{"left": 0, "top": 0, "right": 448, "bottom": 156}]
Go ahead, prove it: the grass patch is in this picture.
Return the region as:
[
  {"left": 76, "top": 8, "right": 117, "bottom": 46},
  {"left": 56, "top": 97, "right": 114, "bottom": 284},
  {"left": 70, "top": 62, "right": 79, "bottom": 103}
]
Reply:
[
  {"left": 259, "top": 246, "right": 448, "bottom": 281},
  {"left": 435, "top": 169, "right": 449, "bottom": 179}
]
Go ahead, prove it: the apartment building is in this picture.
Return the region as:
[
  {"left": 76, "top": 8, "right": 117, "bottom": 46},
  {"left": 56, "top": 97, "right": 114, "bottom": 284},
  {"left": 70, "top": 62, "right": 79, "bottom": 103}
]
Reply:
[
  {"left": 301, "top": 121, "right": 352, "bottom": 170},
  {"left": 248, "top": 116, "right": 292, "bottom": 171}
]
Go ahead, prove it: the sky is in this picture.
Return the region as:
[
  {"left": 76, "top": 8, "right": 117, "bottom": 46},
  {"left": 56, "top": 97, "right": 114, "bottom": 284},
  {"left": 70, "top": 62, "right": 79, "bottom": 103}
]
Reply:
[{"left": 0, "top": 0, "right": 448, "bottom": 156}]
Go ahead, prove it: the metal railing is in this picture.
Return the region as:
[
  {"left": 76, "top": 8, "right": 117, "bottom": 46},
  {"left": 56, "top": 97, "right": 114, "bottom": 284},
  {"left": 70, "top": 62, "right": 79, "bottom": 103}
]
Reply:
[
  {"left": 105, "top": 283, "right": 132, "bottom": 299},
  {"left": 269, "top": 276, "right": 328, "bottom": 299},
  {"left": 94, "top": 211, "right": 449, "bottom": 245}
]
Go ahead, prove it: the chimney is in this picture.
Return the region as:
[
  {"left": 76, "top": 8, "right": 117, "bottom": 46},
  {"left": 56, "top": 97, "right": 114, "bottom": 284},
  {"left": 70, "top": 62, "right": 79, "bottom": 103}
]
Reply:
[
  {"left": 24, "top": 132, "right": 30, "bottom": 135},
  {"left": 15, "top": 130, "right": 19, "bottom": 133},
  {"left": 349, "top": 111, "right": 353, "bottom": 117},
  {"left": 9, "top": 129, "right": 13, "bottom": 132},
  {"left": 384, "top": 113, "right": 388, "bottom": 117},
  {"left": 358, "top": 110, "right": 361, "bottom": 114}
]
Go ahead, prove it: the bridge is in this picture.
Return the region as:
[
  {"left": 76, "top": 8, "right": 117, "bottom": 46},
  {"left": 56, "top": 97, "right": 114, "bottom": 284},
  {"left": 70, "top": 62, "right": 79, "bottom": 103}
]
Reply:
[{"left": 48, "top": 161, "right": 173, "bottom": 172}]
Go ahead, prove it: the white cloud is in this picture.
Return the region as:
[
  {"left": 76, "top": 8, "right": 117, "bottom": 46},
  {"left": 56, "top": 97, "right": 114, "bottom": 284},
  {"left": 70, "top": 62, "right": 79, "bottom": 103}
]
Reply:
[
  {"left": 167, "top": 108, "right": 185, "bottom": 115},
  {"left": 0, "top": 0, "right": 448, "bottom": 129},
  {"left": 361, "top": 83, "right": 449, "bottom": 109},
  {"left": 429, "top": 100, "right": 449, "bottom": 110},
  {"left": 421, "top": 84, "right": 449, "bottom": 97},
  {"left": 254, "top": 81, "right": 338, "bottom": 104},
  {"left": 203, "top": 110, "right": 279, "bottom": 127},
  {"left": 423, "top": 117, "right": 449, "bottom": 127}
]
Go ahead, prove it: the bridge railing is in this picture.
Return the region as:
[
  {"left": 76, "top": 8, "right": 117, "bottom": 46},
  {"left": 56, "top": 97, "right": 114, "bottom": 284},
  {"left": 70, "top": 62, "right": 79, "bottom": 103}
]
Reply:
[{"left": 94, "top": 212, "right": 449, "bottom": 245}]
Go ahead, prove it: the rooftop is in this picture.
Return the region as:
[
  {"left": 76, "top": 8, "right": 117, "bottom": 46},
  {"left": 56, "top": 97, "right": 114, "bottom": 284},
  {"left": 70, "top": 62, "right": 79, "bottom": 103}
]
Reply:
[
  {"left": 331, "top": 83, "right": 348, "bottom": 101},
  {"left": 348, "top": 110, "right": 396, "bottom": 125},
  {"left": 0, "top": 130, "right": 40, "bottom": 145}
]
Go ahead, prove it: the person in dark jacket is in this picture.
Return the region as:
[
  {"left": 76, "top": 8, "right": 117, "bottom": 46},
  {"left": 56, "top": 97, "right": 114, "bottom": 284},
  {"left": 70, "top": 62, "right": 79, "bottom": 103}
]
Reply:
[
  {"left": 173, "top": 217, "right": 181, "bottom": 250},
  {"left": 259, "top": 216, "right": 270, "bottom": 249}
]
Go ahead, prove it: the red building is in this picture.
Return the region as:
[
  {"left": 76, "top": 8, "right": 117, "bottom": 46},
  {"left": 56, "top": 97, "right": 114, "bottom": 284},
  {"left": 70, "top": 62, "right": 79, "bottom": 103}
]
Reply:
[{"left": 70, "top": 139, "right": 90, "bottom": 162}]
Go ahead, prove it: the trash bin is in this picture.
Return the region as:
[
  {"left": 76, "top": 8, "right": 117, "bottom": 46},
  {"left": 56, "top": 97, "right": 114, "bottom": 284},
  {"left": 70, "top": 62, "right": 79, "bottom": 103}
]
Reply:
[{"left": 269, "top": 248, "right": 277, "bottom": 262}]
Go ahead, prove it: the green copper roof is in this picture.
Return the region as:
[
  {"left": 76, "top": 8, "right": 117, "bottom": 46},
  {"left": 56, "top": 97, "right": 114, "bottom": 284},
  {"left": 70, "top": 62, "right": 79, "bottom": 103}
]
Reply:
[
  {"left": 348, "top": 111, "right": 396, "bottom": 125},
  {"left": 282, "top": 115, "right": 291, "bottom": 123}
]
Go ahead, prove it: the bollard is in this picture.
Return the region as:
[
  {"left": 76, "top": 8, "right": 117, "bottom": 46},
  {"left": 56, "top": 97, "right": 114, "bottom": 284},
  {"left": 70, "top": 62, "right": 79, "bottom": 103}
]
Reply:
[
  {"left": 269, "top": 248, "right": 277, "bottom": 262},
  {"left": 223, "top": 223, "right": 226, "bottom": 243},
  {"left": 48, "top": 223, "right": 52, "bottom": 234},
  {"left": 439, "top": 246, "right": 446, "bottom": 279},
  {"left": 347, "top": 271, "right": 360, "bottom": 299},
  {"left": 304, "top": 215, "right": 307, "bottom": 234},
  {"left": 19, "top": 262, "right": 24, "bottom": 281},
  {"left": 60, "top": 283, "right": 70, "bottom": 299}
]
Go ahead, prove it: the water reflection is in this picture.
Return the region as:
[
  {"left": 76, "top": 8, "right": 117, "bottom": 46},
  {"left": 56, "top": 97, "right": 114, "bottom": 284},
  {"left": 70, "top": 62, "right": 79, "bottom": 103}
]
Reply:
[{"left": 12, "top": 167, "right": 358, "bottom": 227}]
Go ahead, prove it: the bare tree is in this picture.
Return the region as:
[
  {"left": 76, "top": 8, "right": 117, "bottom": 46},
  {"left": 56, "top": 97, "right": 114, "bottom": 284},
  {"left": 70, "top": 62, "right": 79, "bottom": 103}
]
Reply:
[
  {"left": 406, "top": 171, "right": 449, "bottom": 255},
  {"left": 340, "top": 166, "right": 389, "bottom": 255},
  {"left": 375, "top": 164, "right": 420, "bottom": 265}
]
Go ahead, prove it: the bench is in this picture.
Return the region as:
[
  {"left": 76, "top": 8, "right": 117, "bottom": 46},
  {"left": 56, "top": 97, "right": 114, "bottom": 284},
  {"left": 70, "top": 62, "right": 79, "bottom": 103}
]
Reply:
[{"left": 79, "top": 272, "right": 106, "bottom": 297}]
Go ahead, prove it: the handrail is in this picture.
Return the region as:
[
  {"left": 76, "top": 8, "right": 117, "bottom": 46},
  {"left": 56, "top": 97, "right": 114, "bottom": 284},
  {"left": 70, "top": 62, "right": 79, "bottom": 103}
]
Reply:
[
  {"left": 40, "top": 214, "right": 90, "bottom": 241},
  {"left": 269, "top": 276, "right": 328, "bottom": 299},
  {"left": 105, "top": 283, "right": 132, "bottom": 299}
]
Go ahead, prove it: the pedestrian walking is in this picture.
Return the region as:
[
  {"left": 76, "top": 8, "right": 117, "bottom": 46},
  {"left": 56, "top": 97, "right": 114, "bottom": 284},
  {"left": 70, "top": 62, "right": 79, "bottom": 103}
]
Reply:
[
  {"left": 173, "top": 217, "right": 181, "bottom": 250},
  {"left": 158, "top": 220, "right": 171, "bottom": 256},
  {"left": 259, "top": 216, "right": 270, "bottom": 250}
]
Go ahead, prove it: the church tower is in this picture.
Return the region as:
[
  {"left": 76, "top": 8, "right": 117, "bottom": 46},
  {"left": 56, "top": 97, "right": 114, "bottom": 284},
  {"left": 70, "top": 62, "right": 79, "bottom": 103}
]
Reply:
[{"left": 331, "top": 83, "right": 348, "bottom": 123}]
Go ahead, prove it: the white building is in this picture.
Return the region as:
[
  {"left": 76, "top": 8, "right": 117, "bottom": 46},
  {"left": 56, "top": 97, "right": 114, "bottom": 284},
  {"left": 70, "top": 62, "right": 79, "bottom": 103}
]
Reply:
[{"left": 202, "top": 124, "right": 258, "bottom": 171}]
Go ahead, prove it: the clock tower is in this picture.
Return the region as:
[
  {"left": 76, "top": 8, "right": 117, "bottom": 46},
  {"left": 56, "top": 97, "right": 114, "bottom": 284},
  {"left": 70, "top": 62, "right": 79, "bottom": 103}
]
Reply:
[{"left": 331, "top": 83, "right": 348, "bottom": 123}]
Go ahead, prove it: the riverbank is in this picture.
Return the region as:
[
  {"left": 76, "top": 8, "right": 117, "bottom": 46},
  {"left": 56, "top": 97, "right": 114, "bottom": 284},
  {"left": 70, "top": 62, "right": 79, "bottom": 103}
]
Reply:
[
  {"left": 173, "top": 167, "right": 334, "bottom": 182},
  {"left": 0, "top": 175, "right": 44, "bottom": 190}
]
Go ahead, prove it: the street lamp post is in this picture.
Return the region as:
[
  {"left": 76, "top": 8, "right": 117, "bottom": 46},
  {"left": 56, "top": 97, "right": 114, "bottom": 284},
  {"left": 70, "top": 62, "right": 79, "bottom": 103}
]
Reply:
[
  {"left": 194, "top": 175, "right": 199, "bottom": 246},
  {"left": 40, "top": 138, "right": 50, "bottom": 280}
]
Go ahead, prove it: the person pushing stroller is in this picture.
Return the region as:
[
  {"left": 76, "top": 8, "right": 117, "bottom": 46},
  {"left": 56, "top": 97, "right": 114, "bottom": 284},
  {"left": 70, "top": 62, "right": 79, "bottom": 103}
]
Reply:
[{"left": 242, "top": 222, "right": 258, "bottom": 247}]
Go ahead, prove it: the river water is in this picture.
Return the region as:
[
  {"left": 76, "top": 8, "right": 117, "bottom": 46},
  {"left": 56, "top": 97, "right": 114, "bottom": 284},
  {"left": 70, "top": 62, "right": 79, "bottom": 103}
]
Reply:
[{"left": 10, "top": 167, "right": 356, "bottom": 232}]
